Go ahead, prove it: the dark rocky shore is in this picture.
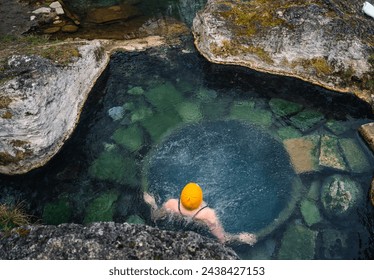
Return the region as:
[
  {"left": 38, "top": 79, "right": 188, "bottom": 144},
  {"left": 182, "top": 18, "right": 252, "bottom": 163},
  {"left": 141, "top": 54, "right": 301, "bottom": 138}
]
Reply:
[{"left": 0, "top": 222, "right": 239, "bottom": 260}]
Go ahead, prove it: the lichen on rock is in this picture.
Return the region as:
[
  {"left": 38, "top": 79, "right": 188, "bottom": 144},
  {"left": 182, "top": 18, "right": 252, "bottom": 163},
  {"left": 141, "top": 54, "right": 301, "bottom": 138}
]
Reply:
[{"left": 192, "top": 0, "right": 374, "bottom": 103}]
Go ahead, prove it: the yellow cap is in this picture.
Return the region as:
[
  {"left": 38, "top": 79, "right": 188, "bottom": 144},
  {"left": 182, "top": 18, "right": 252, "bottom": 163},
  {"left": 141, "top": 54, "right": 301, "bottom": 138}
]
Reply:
[{"left": 180, "top": 182, "right": 203, "bottom": 210}]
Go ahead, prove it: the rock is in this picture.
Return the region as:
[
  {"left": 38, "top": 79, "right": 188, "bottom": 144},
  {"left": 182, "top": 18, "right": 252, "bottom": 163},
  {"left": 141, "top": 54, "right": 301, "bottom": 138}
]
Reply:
[
  {"left": 86, "top": 5, "right": 140, "bottom": 24},
  {"left": 0, "top": 0, "right": 33, "bottom": 36},
  {"left": 276, "top": 126, "right": 302, "bottom": 141},
  {"left": 192, "top": 0, "right": 374, "bottom": 103},
  {"left": 111, "top": 125, "right": 144, "bottom": 152},
  {"left": 108, "top": 106, "right": 124, "bottom": 121},
  {"left": 43, "top": 26, "right": 61, "bottom": 34},
  {"left": 127, "top": 86, "right": 144, "bottom": 95},
  {"left": 269, "top": 98, "right": 303, "bottom": 117},
  {"left": 319, "top": 135, "right": 348, "bottom": 171},
  {"left": 371, "top": 179, "right": 374, "bottom": 207},
  {"left": 242, "top": 239, "right": 276, "bottom": 260},
  {"left": 176, "top": 101, "right": 203, "bottom": 123},
  {"left": 325, "top": 120, "right": 349, "bottom": 135},
  {"left": 339, "top": 138, "right": 371, "bottom": 173},
  {"left": 32, "top": 7, "right": 52, "bottom": 14},
  {"left": 359, "top": 122, "right": 374, "bottom": 153},
  {"left": 84, "top": 190, "right": 119, "bottom": 224},
  {"left": 61, "top": 25, "right": 79, "bottom": 33},
  {"left": 89, "top": 150, "right": 137, "bottom": 187},
  {"left": 321, "top": 175, "right": 363, "bottom": 219},
  {"left": 130, "top": 107, "right": 153, "bottom": 123},
  {"left": 196, "top": 88, "right": 217, "bottom": 102},
  {"left": 50, "top": 2, "right": 62, "bottom": 9},
  {"left": 307, "top": 180, "right": 321, "bottom": 202},
  {"left": 0, "top": 222, "right": 239, "bottom": 259},
  {"left": 229, "top": 101, "right": 272, "bottom": 127},
  {"left": 300, "top": 199, "right": 322, "bottom": 227},
  {"left": 278, "top": 224, "right": 317, "bottom": 259},
  {"left": 289, "top": 109, "right": 325, "bottom": 132},
  {"left": 0, "top": 41, "right": 108, "bottom": 175},
  {"left": 145, "top": 82, "right": 184, "bottom": 112},
  {"left": 42, "top": 196, "right": 72, "bottom": 225},
  {"left": 55, "top": 7, "right": 65, "bottom": 15},
  {"left": 49, "top": 2, "right": 64, "bottom": 15},
  {"left": 141, "top": 112, "right": 183, "bottom": 143},
  {"left": 126, "top": 215, "right": 144, "bottom": 225},
  {"left": 321, "top": 229, "right": 349, "bottom": 259},
  {"left": 284, "top": 136, "right": 320, "bottom": 174}
]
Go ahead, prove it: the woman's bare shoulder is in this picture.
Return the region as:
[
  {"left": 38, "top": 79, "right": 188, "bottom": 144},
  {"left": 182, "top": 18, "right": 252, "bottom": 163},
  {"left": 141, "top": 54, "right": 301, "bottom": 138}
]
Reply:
[{"left": 163, "top": 198, "right": 179, "bottom": 209}]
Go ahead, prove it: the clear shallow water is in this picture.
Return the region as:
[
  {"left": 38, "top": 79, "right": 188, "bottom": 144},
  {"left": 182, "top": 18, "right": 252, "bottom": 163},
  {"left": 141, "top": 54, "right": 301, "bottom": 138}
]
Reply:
[{"left": 0, "top": 38, "right": 374, "bottom": 259}]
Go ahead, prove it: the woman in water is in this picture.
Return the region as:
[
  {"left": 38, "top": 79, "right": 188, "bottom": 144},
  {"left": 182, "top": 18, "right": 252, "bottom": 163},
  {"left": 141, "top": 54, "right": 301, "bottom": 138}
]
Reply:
[{"left": 144, "top": 182, "right": 257, "bottom": 245}]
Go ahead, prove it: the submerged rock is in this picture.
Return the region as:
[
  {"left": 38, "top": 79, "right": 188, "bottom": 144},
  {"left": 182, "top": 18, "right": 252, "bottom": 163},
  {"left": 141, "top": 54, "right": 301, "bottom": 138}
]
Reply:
[
  {"left": 141, "top": 112, "right": 182, "bottom": 143},
  {"left": 289, "top": 109, "right": 325, "bottom": 132},
  {"left": 284, "top": 136, "right": 320, "bottom": 174},
  {"left": 339, "top": 138, "right": 371, "bottom": 173},
  {"left": 300, "top": 199, "right": 322, "bottom": 227},
  {"left": 325, "top": 120, "right": 350, "bottom": 135},
  {"left": 276, "top": 126, "right": 302, "bottom": 141},
  {"left": 127, "top": 86, "right": 144, "bottom": 95},
  {"left": 278, "top": 223, "right": 317, "bottom": 259},
  {"left": 108, "top": 106, "right": 125, "bottom": 121},
  {"left": 192, "top": 0, "right": 374, "bottom": 104},
  {"left": 321, "top": 175, "right": 363, "bottom": 219},
  {"left": 126, "top": 215, "right": 145, "bottom": 225},
  {"left": 307, "top": 180, "right": 321, "bottom": 202},
  {"left": 89, "top": 150, "right": 137, "bottom": 187},
  {"left": 321, "top": 228, "right": 349, "bottom": 259},
  {"left": 319, "top": 135, "right": 348, "bottom": 171},
  {"left": 229, "top": 101, "right": 272, "bottom": 127},
  {"left": 269, "top": 98, "right": 303, "bottom": 117},
  {"left": 84, "top": 190, "right": 119, "bottom": 224},
  {"left": 112, "top": 125, "right": 144, "bottom": 152},
  {"left": 0, "top": 222, "right": 239, "bottom": 259},
  {"left": 145, "top": 82, "right": 184, "bottom": 112},
  {"left": 177, "top": 101, "right": 203, "bottom": 123},
  {"left": 42, "top": 196, "right": 72, "bottom": 225}
]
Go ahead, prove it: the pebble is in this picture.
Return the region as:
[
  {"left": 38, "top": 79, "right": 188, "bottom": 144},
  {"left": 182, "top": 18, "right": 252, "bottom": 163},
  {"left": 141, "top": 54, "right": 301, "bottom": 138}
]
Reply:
[
  {"left": 62, "top": 25, "right": 79, "bottom": 33},
  {"left": 32, "top": 7, "right": 51, "bottom": 14},
  {"left": 43, "top": 26, "right": 61, "bottom": 34}
]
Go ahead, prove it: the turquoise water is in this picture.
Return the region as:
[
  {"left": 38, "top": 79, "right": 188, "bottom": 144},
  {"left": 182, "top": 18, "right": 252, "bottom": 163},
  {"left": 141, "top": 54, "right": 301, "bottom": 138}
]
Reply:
[{"left": 0, "top": 39, "right": 373, "bottom": 259}]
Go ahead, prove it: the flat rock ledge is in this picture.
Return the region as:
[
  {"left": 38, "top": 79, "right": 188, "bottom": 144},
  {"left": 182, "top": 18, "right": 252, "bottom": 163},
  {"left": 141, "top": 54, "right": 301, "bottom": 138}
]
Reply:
[
  {"left": 0, "top": 36, "right": 165, "bottom": 175},
  {"left": 0, "top": 222, "right": 239, "bottom": 260},
  {"left": 192, "top": 0, "right": 374, "bottom": 105}
]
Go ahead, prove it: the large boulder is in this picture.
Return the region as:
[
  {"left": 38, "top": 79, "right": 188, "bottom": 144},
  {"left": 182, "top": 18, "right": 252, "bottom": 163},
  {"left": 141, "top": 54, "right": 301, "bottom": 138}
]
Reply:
[
  {"left": 192, "top": 0, "right": 374, "bottom": 105},
  {"left": 321, "top": 175, "right": 363, "bottom": 219},
  {"left": 0, "top": 222, "right": 239, "bottom": 260},
  {"left": 0, "top": 41, "right": 108, "bottom": 175}
]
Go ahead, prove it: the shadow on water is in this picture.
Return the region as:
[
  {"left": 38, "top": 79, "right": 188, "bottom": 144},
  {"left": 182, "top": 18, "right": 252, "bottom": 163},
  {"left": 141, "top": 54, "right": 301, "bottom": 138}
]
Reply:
[{"left": 1, "top": 36, "right": 374, "bottom": 259}]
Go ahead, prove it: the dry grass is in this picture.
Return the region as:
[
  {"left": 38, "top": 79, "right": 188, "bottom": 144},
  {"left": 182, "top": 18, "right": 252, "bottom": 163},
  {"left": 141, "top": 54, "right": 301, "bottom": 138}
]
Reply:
[{"left": 0, "top": 202, "right": 31, "bottom": 234}]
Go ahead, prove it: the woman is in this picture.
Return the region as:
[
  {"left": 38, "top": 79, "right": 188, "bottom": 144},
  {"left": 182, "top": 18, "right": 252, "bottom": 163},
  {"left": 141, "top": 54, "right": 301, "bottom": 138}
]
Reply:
[{"left": 144, "top": 182, "right": 257, "bottom": 245}]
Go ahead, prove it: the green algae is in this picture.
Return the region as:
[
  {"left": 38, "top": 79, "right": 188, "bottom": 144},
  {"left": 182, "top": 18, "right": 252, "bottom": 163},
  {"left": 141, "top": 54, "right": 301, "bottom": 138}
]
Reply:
[
  {"left": 42, "top": 196, "right": 72, "bottom": 225},
  {"left": 112, "top": 125, "right": 144, "bottom": 152},
  {"left": 278, "top": 224, "right": 317, "bottom": 259},
  {"left": 269, "top": 98, "right": 303, "bottom": 117},
  {"left": 89, "top": 150, "right": 137, "bottom": 187},
  {"left": 84, "top": 190, "right": 119, "bottom": 224}
]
